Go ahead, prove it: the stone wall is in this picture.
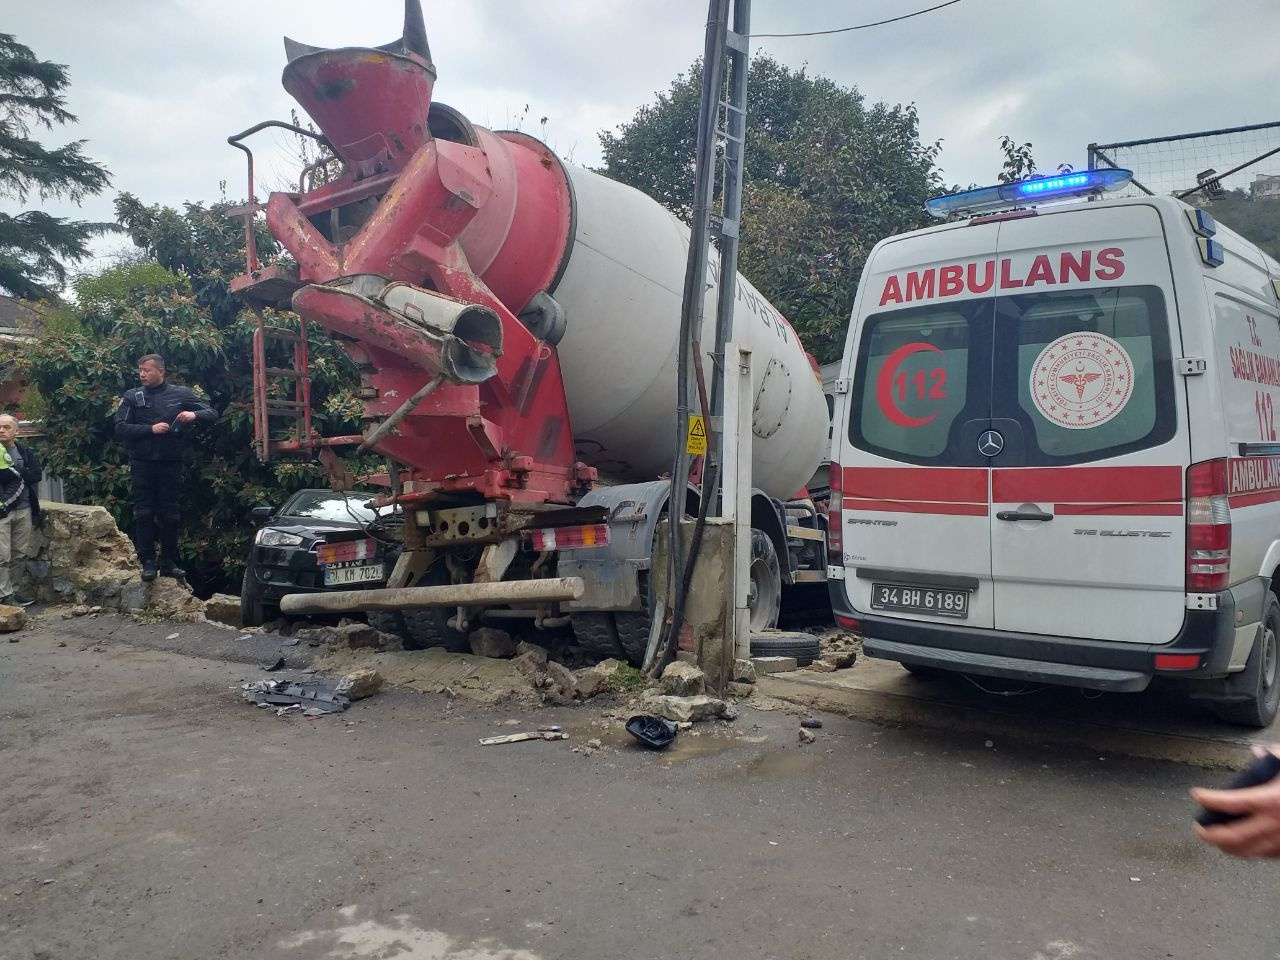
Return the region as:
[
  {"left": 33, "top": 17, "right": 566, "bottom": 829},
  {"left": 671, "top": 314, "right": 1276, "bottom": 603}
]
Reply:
[{"left": 22, "top": 502, "right": 205, "bottom": 620}]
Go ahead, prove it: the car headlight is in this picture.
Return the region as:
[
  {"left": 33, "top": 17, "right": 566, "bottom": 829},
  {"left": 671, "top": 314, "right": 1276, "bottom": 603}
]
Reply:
[{"left": 256, "top": 529, "right": 305, "bottom": 547}]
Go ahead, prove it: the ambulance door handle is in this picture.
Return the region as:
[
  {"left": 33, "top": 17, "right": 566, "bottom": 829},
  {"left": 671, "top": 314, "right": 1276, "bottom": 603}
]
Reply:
[{"left": 996, "top": 509, "right": 1053, "bottom": 522}]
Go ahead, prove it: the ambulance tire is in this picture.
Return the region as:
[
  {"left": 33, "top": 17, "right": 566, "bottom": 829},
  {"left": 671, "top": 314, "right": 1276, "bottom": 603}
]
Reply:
[
  {"left": 1213, "top": 593, "right": 1280, "bottom": 728},
  {"left": 571, "top": 612, "right": 626, "bottom": 662},
  {"left": 402, "top": 562, "right": 471, "bottom": 653}
]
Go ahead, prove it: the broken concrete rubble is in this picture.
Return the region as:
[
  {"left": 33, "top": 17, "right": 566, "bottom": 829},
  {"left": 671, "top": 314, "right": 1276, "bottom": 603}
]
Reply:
[
  {"left": 469, "top": 626, "right": 517, "bottom": 659},
  {"left": 659, "top": 661, "right": 706, "bottom": 697},
  {"left": 799, "top": 728, "right": 817, "bottom": 744},
  {"left": 751, "top": 656, "right": 798, "bottom": 675},
  {"left": 335, "top": 668, "right": 383, "bottom": 700},
  {"left": 544, "top": 660, "right": 578, "bottom": 700},
  {"left": 575, "top": 658, "right": 621, "bottom": 699},
  {"left": 639, "top": 691, "right": 734, "bottom": 723},
  {"left": 732, "top": 658, "right": 757, "bottom": 683},
  {"left": 515, "top": 640, "right": 548, "bottom": 664},
  {"left": 0, "top": 604, "right": 26, "bottom": 632},
  {"left": 203, "top": 593, "right": 242, "bottom": 628}
]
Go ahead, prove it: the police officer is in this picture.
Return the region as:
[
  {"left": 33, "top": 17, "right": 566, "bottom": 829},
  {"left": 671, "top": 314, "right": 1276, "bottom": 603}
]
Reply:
[{"left": 114, "top": 355, "right": 217, "bottom": 581}]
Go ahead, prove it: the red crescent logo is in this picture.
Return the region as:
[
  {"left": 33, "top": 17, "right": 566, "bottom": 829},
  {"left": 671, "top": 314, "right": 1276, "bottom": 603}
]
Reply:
[{"left": 876, "top": 342, "right": 943, "bottom": 428}]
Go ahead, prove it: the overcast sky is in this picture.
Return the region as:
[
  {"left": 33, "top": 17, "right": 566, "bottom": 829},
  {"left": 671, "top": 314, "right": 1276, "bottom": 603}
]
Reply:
[{"left": 6, "top": 0, "right": 1280, "bottom": 272}]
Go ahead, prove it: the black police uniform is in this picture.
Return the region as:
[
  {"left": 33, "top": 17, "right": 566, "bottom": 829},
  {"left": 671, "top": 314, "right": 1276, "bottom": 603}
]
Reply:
[{"left": 114, "top": 381, "right": 217, "bottom": 572}]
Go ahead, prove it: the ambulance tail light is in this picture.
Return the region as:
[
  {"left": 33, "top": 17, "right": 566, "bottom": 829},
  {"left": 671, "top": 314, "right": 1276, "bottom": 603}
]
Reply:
[
  {"left": 827, "top": 462, "right": 843, "bottom": 565},
  {"left": 1186, "top": 459, "right": 1231, "bottom": 592}
]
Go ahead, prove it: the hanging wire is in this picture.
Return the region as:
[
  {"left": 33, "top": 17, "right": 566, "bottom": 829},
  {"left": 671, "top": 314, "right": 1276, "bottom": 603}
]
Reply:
[{"left": 752, "top": 0, "right": 963, "bottom": 38}]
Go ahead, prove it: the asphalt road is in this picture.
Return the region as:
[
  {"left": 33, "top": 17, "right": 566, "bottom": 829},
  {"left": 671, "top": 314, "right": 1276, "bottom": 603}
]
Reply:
[{"left": 2, "top": 614, "right": 1278, "bottom": 960}]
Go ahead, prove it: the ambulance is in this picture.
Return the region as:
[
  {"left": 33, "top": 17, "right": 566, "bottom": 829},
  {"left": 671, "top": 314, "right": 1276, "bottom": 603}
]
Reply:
[{"left": 827, "top": 169, "right": 1280, "bottom": 726}]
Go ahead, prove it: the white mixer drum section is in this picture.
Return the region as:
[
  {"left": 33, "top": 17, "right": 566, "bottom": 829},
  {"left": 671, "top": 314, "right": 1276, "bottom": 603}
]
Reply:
[{"left": 550, "top": 165, "right": 828, "bottom": 499}]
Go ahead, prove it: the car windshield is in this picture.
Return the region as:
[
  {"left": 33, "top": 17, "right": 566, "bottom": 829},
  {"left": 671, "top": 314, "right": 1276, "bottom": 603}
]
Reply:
[{"left": 279, "top": 490, "right": 378, "bottom": 523}]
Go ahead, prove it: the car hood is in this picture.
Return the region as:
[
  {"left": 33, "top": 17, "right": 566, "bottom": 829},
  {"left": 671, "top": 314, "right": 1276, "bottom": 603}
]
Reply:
[{"left": 267, "top": 518, "right": 371, "bottom": 539}]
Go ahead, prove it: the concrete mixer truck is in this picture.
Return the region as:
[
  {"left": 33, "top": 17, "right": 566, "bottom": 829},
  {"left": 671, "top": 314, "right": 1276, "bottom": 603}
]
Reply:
[{"left": 228, "top": 1, "right": 831, "bottom": 664}]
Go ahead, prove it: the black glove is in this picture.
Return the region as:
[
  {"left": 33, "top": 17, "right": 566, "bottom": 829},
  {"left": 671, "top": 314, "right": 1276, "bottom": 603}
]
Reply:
[{"left": 0, "top": 505, "right": 9, "bottom": 520}]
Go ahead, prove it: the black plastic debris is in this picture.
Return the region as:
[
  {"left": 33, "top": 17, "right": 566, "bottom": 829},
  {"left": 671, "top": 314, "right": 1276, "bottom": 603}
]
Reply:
[
  {"left": 263, "top": 656, "right": 286, "bottom": 672},
  {"left": 799, "top": 716, "right": 823, "bottom": 729},
  {"left": 242, "top": 679, "right": 349, "bottom": 713},
  {"left": 626, "top": 714, "right": 678, "bottom": 750}
]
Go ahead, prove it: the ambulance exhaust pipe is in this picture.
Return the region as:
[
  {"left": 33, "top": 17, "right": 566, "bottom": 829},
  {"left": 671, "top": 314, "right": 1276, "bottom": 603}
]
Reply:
[{"left": 279, "top": 577, "right": 585, "bottom": 616}]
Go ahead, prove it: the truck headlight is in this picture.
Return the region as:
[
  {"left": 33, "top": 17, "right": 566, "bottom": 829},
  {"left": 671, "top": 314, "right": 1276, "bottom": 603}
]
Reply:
[{"left": 256, "top": 529, "right": 305, "bottom": 547}]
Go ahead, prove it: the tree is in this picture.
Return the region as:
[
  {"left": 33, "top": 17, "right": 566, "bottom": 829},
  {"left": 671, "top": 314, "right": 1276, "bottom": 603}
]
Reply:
[
  {"left": 0, "top": 34, "right": 115, "bottom": 300},
  {"left": 598, "top": 55, "right": 942, "bottom": 362},
  {"left": 997, "top": 135, "right": 1037, "bottom": 183},
  {"left": 21, "top": 195, "right": 369, "bottom": 596}
]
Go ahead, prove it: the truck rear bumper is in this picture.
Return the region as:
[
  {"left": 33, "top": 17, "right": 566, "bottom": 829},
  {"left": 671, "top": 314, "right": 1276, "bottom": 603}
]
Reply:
[{"left": 830, "top": 580, "right": 1241, "bottom": 693}]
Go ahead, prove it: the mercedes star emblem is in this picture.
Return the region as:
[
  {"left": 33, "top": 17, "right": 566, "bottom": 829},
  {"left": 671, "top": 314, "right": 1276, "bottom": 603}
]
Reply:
[{"left": 978, "top": 430, "right": 1005, "bottom": 457}]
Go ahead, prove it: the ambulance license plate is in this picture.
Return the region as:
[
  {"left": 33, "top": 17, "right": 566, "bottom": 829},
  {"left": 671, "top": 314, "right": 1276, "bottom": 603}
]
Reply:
[
  {"left": 871, "top": 583, "right": 968, "bottom": 619},
  {"left": 323, "top": 561, "right": 384, "bottom": 587}
]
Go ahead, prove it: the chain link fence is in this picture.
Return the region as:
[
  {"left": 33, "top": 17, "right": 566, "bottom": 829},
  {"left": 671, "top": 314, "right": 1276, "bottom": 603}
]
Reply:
[{"left": 1087, "top": 122, "right": 1280, "bottom": 201}]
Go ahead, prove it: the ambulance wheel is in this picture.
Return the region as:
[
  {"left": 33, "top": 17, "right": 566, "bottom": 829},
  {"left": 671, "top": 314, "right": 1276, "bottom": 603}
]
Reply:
[
  {"left": 571, "top": 612, "right": 626, "bottom": 662},
  {"left": 402, "top": 562, "right": 471, "bottom": 653},
  {"left": 1214, "top": 594, "right": 1280, "bottom": 728},
  {"left": 748, "top": 529, "right": 782, "bottom": 633}
]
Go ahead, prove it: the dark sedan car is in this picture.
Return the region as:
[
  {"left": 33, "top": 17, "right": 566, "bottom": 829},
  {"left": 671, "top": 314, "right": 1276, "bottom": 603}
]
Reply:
[{"left": 241, "top": 488, "right": 390, "bottom": 626}]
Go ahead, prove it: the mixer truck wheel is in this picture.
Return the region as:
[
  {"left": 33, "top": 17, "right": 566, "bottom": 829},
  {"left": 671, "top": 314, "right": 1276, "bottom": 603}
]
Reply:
[
  {"left": 571, "top": 612, "right": 626, "bottom": 662},
  {"left": 401, "top": 562, "right": 472, "bottom": 652},
  {"left": 613, "top": 573, "right": 654, "bottom": 666},
  {"left": 748, "top": 529, "right": 782, "bottom": 633},
  {"left": 367, "top": 609, "right": 408, "bottom": 642}
]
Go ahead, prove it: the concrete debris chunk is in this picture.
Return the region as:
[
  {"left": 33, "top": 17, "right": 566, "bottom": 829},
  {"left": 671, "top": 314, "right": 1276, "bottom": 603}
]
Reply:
[
  {"left": 751, "top": 656, "right": 798, "bottom": 674},
  {"left": 805, "top": 659, "right": 837, "bottom": 673},
  {"left": 799, "top": 728, "right": 817, "bottom": 744},
  {"left": 202, "top": 593, "right": 243, "bottom": 628},
  {"left": 335, "top": 668, "right": 383, "bottom": 701},
  {"left": 640, "top": 691, "right": 733, "bottom": 723},
  {"left": 575, "top": 658, "right": 621, "bottom": 699},
  {"left": 514, "top": 640, "right": 549, "bottom": 665},
  {"left": 512, "top": 651, "right": 547, "bottom": 679},
  {"left": 0, "top": 604, "right": 26, "bottom": 632},
  {"left": 544, "top": 660, "right": 578, "bottom": 699},
  {"left": 732, "top": 658, "right": 758, "bottom": 683},
  {"left": 659, "top": 661, "right": 706, "bottom": 697},
  {"left": 72, "top": 605, "right": 91, "bottom": 617},
  {"left": 469, "top": 626, "right": 517, "bottom": 659}
]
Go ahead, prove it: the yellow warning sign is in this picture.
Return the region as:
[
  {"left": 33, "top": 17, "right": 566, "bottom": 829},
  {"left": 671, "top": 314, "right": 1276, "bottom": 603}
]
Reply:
[{"left": 686, "top": 415, "right": 707, "bottom": 455}]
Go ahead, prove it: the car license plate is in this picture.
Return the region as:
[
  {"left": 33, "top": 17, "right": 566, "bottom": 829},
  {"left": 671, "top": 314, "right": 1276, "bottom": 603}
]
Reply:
[
  {"left": 323, "top": 561, "right": 384, "bottom": 587},
  {"left": 871, "top": 583, "right": 969, "bottom": 619}
]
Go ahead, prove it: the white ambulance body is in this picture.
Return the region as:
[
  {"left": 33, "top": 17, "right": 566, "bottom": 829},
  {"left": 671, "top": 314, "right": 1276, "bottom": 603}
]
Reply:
[{"left": 828, "top": 171, "right": 1280, "bottom": 726}]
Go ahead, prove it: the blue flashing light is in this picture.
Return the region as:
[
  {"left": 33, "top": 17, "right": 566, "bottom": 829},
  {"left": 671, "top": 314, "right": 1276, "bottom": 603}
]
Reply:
[
  {"left": 925, "top": 168, "right": 1134, "bottom": 219},
  {"left": 1188, "top": 208, "right": 1217, "bottom": 237},
  {"left": 1198, "top": 236, "right": 1225, "bottom": 268}
]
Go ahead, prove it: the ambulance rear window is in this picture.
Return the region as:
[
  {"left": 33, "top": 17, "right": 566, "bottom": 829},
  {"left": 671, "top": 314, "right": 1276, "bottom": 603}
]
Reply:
[
  {"left": 997, "top": 285, "right": 1175, "bottom": 465},
  {"left": 849, "top": 300, "right": 988, "bottom": 465}
]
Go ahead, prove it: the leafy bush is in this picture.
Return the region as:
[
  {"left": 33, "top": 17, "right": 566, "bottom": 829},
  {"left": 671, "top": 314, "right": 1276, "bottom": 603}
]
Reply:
[{"left": 22, "top": 194, "right": 373, "bottom": 595}]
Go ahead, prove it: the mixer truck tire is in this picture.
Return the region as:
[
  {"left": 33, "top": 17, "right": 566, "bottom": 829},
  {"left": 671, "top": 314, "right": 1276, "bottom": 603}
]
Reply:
[
  {"left": 748, "top": 529, "right": 782, "bottom": 633},
  {"left": 401, "top": 562, "right": 472, "bottom": 652},
  {"left": 367, "top": 609, "right": 409, "bottom": 640},
  {"left": 571, "top": 612, "right": 626, "bottom": 661},
  {"left": 613, "top": 572, "right": 654, "bottom": 666}
]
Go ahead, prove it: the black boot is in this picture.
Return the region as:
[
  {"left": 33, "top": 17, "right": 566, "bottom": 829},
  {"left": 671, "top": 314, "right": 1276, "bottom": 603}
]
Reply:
[
  {"left": 160, "top": 561, "right": 186, "bottom": 580},
  {"left": 141, "top": 560, "right": 158, "bottom": 582}
]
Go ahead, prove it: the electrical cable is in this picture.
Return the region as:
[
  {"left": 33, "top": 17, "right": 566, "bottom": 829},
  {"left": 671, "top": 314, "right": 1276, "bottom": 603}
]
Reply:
[{"left": 752, "top": 0, "right": 962, "bottom": 38}]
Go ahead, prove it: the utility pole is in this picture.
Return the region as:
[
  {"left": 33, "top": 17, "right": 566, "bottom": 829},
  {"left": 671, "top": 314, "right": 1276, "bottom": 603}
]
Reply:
[{"left": 659, "top": 0, "right": 752, "bottom": 674}]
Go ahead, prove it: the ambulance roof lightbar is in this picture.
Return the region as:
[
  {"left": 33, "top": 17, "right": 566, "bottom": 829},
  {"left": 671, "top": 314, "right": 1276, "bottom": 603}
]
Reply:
[{"left": 924, "top": 169, "right": 1134, "bottom": 219}]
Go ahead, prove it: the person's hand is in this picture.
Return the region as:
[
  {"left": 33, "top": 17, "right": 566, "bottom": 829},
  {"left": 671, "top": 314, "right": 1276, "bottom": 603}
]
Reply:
[
  {"left": 151, "top": 422, "right": 170, "bottom": 434},
  {"left": 1192, "top": 746, "right": 1280, "bottom": 858},
  {"left": 175, "top": 411, "right": 197, "bottom": 424},
  {"left": 0, "top": 504, "right": 8, "bottom": 520}
]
